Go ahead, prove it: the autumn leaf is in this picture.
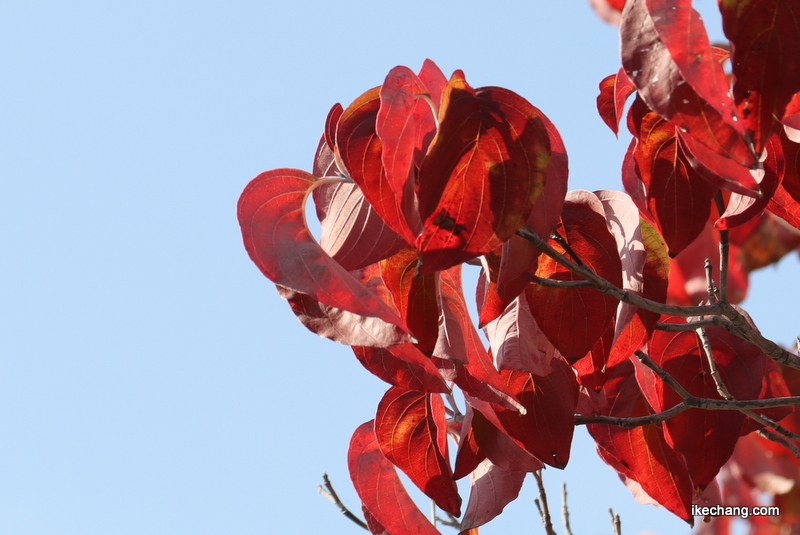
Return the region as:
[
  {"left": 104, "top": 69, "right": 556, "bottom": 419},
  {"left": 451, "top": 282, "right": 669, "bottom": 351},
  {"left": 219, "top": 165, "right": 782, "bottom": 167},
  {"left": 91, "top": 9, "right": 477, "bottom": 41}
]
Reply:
[{"left": 348, "top": 421, "right": 441, "bottom": 535}]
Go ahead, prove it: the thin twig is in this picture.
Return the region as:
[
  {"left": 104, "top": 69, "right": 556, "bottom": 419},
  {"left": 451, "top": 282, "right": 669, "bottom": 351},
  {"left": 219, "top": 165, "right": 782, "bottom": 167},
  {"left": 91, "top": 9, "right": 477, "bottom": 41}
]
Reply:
[
  {"left": 609, "top": 508, "right": 622, "bottom": 535},
  {"left": 317, "top": 473, "right": 368, "bottom": 530},
  {"left": 635, "top": 350, "right": 692, "bottom": 399},
  {"left": 561, "top": 483, "right": 573, "bottom": 535},
  {"left": 551, "top": 230, "right": 585, "bottom": 266},
  {"left": 704, "top": 258, "right": 719, "bottom": 304},
  {"left": 516, "top": 225, "right": 800, "bottom": 370},
  {"left": 533, "top": 470, "right": 557, "bottom": 535}
]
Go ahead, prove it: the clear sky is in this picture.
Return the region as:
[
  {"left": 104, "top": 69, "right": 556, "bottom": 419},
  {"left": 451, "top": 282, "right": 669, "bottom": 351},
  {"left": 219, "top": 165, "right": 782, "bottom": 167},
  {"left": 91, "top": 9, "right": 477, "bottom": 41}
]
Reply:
[{"left": 2, "top": 1, "right": 797, "bottom": 534}]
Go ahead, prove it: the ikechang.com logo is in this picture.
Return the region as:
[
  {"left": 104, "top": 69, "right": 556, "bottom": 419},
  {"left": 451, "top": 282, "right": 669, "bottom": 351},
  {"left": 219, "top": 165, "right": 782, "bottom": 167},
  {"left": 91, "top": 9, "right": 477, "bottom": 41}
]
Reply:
[{"left": 692, "top": 505, "right": 781, "bottom": 519}]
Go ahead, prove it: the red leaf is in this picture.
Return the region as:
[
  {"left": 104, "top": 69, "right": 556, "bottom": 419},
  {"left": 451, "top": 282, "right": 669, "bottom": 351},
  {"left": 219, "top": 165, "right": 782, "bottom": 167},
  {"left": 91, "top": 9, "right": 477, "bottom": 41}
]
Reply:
[
  {"left": 348, "top": 421, "right": 441, "bottom": 535},
  {"left": 415, "top": 72, "right": 551, "bottom": 274},
  {"left": 621, "top": 0, "right": 755, "bottom": 168},
  {"left": 417, "top": 59, "right": 448, "bottom": 110},
  {"left": 238, "top": 169, "right": 410, "bottom": 335},
  {"left": 324, "top": 103, "right": 343, "bottom": 154},
  {"left": 678, "top": 129, "right": 761, "bottom": 197},
  {"left": 492, "top": 365, "right": 578, "bottom": 468},
  {"left": 646, "top": 0, "right": 738, "bottom": 127},
  {"left": 277, "top": 285, "right": 413, "bottom": 347},
  {"left": 435, "top": 267, "right": 525, "bottom": 412},
  {"left": 721, "top": 0, "right": 800, "bottom": 154},
  {"left": 381, "top": 248, "right": 440, "bottom": 353},
  {"left": 468, "top": 405, "right": 544, "bottom": 473},
  {"left": 596, "top": 68, "right": 636, "bottom": 136},
  {"left": 633, "top": 111, "right": 719, "bottom": 255},
  {"left": 641, "top": 321, "right": 769, "bottom": 490},
  {"left": 337, "top": 87, "right": 418, "bottom": 244},
  {"left": 459, "top": 459, "right": 526, "bottom": 531},
  {"left": 352, "top": 344, "right": 450, "bottom": 394},
  {"left": 376, "top": 66, "right": 438, "bottom": 236},
  {"left": 588, "top": 359, "right": 693, "bottom": 522},
  {"left": 314, "top": 180, "right": 407, "bottom": 271},
  {"left": 528, "top": 191, "right": 623, "bottom": 362},
  {"left": 375, "top": 388, "right": 461, "bottom": 516},
  {"left": 717, "top": 133, "right": 783, "bottom": 229}
]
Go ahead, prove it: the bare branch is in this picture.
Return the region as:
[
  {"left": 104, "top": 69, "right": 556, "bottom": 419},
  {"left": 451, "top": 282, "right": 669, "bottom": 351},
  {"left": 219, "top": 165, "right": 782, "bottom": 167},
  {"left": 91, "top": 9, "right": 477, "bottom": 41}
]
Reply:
[
  {"left": 318, "top": 473, "right": 368, "bottom": 530},
  {"left": 635, "top": 350, "right": 692, "bottom": 400},
  {"left": 533, "top": 470, "right": 557, "bottom": 535},
  {"left": 609, "top": 508, "right": 622, "bottom": 535},
  {"left": 562, "top": 483, "right": 574, "bottom": 535},
  {"left": 517, "top": 225, "right": 725, "bottom": 318},
  {"left": 655, "top": 318, "right": 721, "bottom": 331},
  {"left": 530, "top": 276, "right": 595, "bottom": 288}
]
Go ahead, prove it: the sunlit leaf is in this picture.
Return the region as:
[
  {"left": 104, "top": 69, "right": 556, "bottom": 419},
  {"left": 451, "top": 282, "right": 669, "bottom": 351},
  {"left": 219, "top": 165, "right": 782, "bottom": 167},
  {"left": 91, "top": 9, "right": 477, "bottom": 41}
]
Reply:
[
  {"left": 352, "top": 344, "right": 450, "bottom": 393},
  {"left": 459, "top": 459, "right": 526, "bottom": 531},
  {"left": 416, "top": 72, "right": 551, "bottom": 274},
  {"left": 348, "top": 421, "right": 441, "bottom": 535},
  {"left": 376, "top": 388, "right": 461, "bottom": 516},
  {"left": 238, "top": 169, "right": 410, "bottom": 335}
]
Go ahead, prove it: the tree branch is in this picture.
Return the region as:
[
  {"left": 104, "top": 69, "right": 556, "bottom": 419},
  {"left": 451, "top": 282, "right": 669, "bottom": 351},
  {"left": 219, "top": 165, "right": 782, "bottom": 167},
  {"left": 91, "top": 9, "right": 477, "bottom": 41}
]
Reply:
[
  {"left": 317, "top": 473, "right": 368, "bottom": 530},
  {"left": 714, "top": 191, "right": 730, "bottom": 303},
  {"left": 517, "top": 225, "right": 800, "bottom": 370},
  {"left": 533, "top": 470, "right": 557, "bottom": 535}
]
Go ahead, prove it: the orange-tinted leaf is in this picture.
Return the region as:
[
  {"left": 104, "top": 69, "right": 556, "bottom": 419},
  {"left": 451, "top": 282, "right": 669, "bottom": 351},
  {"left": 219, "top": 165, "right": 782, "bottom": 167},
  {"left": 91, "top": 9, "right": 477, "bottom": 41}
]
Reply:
[
  {"left": 415, "top": 72, "right": 550, "bottom": 274},
  {"left": 348, "top": 421, "right": 441, "bottom": 535},
  {"left": 238, "top": 169, "right": 410, "bottom": 335},
  {"left": 337, "top": 88, "right": 417, "bottom": 244},
  {"left": 352, "top": 344, "right": 450, "bottom": 393},
  {"left": 459, "top": 459, "right": 526, "bottom": 531},
  {"left": 597, "top": 68, "right": 636, "bottom": 136},
  {"left": 528, "top": 192, "right": 623, "bottom": 362},
  {"left": 375, "top": 388, "right": 461, "bottom": 516},
  {"left": 588, "top": 359, "right": 693, "bottom": 522},
  {"left": 720, "top": 0, "right": 800, "bottom": 153}
]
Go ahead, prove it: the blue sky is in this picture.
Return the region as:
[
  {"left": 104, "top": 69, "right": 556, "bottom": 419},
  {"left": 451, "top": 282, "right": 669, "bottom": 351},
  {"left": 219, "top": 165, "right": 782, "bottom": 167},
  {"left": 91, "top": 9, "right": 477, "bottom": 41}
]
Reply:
[{"left": 3, "top": 1, "right": 798, "bottom": 534}]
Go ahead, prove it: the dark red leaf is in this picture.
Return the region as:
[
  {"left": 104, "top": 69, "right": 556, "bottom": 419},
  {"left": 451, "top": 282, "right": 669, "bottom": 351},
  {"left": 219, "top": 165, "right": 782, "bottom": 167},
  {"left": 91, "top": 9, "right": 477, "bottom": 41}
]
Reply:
[
  {"left": 348, "top": 421, "right": 441, "bottom": 535},
  {"left": 721, "top": 0, "right": 800, "bottom": 153},
  {"left": 528, "top": 191, "right": 623, "bottom": 362},
  {"left": 238, "top": 169, "right": 411, "bottom": 336},
  {"left": 468, "top": 406, "right": 543, "bottom": 473},
  {"left": 717, "top": 133, "right": 783, "bottom": 229},
  {"left": 381, "top": 248, "right": 440, "bottom": 353},
  {"left": 640, "top": 320, "right": 769, "bottom": 491},
  {"left": 621, "top": 0, "right": 756, "bottom": 168},
  {"left": 375, "top": 388, "right": 461, "bottom": 516},
  {"left": 678, "top": 128, "right": 760, "bottom": 196},
  {"left": 352, "top": 344, "right": 450, "bottom": 393},
  {"left": 415, "top": 72, "right": 551, "bottom": 274},
  {"left": 492, "top": 365, "right": 578, "bottom": 468},
  {"left": 588, "top": 359, "right": 693, "bottom": 522}
]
